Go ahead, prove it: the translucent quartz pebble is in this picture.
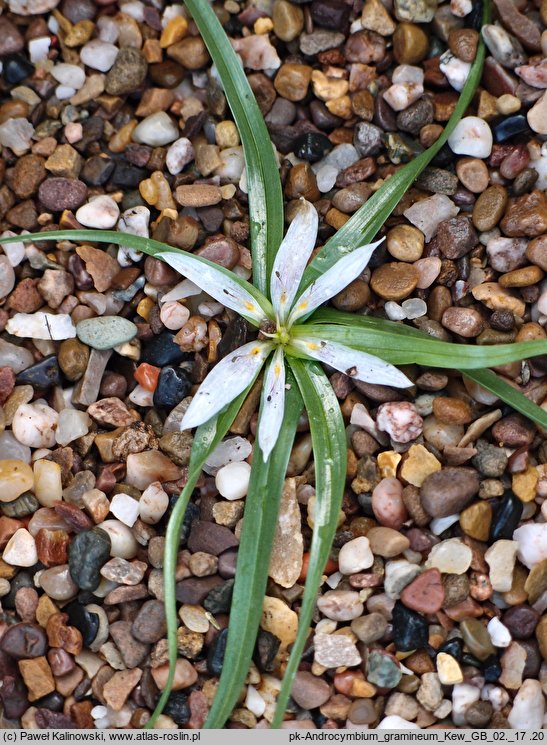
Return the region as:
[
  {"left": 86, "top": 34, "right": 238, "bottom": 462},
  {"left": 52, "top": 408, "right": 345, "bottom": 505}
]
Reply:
[
  {"left": 0, "top": 338, "right": 34, "bottom": 373},
  {"left": 0, "top": 431, "right": 31, "bottom": 462}
]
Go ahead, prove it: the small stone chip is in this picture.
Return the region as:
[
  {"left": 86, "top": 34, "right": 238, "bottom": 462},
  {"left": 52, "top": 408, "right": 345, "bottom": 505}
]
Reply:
[
  {"left": 18, "top": 656, "right": 55, "bottom": 701},
  {"left": 314, "top": 632, "right": 362, "bottom": 668}
]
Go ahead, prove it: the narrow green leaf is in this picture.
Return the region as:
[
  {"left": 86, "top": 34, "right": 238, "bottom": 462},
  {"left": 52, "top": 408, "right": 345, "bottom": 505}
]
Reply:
[
  {"left": 300, "top": 0, "right": 491, "bottom": 290},
  {"left": 297, "top": 322, "right": 547, "bottom": 369},
  {"left": 145, "top": 391, "right": 251, "bottom": 729},
  {"left": 464, "top": 368, "right": 547, "bottom": 430},
  {"left": 0, "top": 229, "right": 273, "bottom": 325},
  {"left": 205, "top": 372, "right": 303, "bottom": 728},
  {"left": 310, "top": 308, "right": 547, "bottom": 429},
  {"left": 273, "top": 359, "right": 346, "bottom": 727},
  {"left": 183, "top": 0, "right": 284, "bottom": 296}
]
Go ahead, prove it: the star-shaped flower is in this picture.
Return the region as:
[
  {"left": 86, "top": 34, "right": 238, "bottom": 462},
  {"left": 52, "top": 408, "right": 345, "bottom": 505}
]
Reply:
[{"left": 157, "top": 199, "right": 411, "bottom": 461}]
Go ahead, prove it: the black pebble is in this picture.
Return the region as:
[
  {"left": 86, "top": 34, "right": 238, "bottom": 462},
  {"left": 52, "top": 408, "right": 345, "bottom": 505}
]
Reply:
[
  {"left": 254, "top": 630, "right": 280, "bottom": 672},
  {"left": 68, "top": 528, "right": 111, "bottom": 591},
  {"left": 294, "top": 132, "right": 333, "bottom": 163},
  {"left": 490, "top": 491, "right": 523, "bottom": 541},
  {"left": 438, "top": 637, "right": 464, "bottom": 662},
  {"left": 482, "top": 655, "right": 501, "bottom": 683},
  {"left": 111, "top": 162, "right": 147, "bottom": 189},
  {"left": 494, "top": 115, "right": 530, "bottom": 143},
  {"left": 207, "top": 628, "right": 228, "bottom": 675},
  {"left": 3, "top": 54, "right": 33, "bottom": 84},
  {"left": 141, "top": 331, "right": 193, "bottom": 366},
  {"left": 204, "top": 579, "right": 234, "bottom": 614},
  {"left": 392, "top": 601, "right": 429, "bottom": 651},
  {"left": 16, "top": 356, "right": 61, "bottom": 388},
  {"left": 164, "top": 692, "right": 190, "bottom": 725},
  {"left": 34, "top": 692, "right": 65, "bottom": 712},
  {"left": 153, "top": 365, "right": 192, "bottom": 408},
  {"left": 65, "top": 602, "right": 100, "bottom": 647}
]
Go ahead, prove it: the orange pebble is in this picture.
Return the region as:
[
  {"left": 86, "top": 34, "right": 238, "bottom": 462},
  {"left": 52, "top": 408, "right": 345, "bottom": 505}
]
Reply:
[
  {"left": 298, "top": 553, "right": 338, "bottom": 582},
  {"left": 134, "top": 363, "right": 161, "bottom": 392}
]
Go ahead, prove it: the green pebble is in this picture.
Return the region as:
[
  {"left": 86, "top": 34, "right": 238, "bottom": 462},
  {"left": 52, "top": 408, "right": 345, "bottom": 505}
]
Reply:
[{"left": 76, "top": 316, "right": 138, "bottom": 351}]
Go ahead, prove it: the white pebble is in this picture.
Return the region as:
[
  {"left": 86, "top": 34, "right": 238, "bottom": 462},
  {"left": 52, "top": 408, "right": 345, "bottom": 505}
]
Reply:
[
  {"left": 6, "top": 312, "right": 76, "bottom": 340},
  {"left": 139, "top": 482, "right": 169, "bottom": 524},
  {"left": 401, "top": 297, "right": 427, "bottom": 319},
  {"left": 117, "top": 205, "right": 150, "bottom": 241},
  {"left": 245, "top": 686, "right": 266, "bottom": 718},
  {"left": 487, "top": 617, "right": 512, "bottom": 648},
  {"left": 76, "top": 195, "right": 120, "bottom": 229},
  {"left": 392, "top": 65, "right": 424, "bottom": 85},
  {"left": 377, "top": 717, "right": 420, "bottom": 729},
  {"left": 0, "top": 255, "right": 15, "bottom": 299},
  {"left": 166, "top": 137, "right": 194, "bottom": 175},
  {"left": 439, "top": 50, "right": 472, "bottom": 92},
  {"left": 80, "top": 40, "right": 119, "bottom": 72},
  {"left": 315, "top": 164, "right": 338, "bottom": 193},
  {"left": 12, "top": 402, "right": 59, "bottom": 448},
  {"left": 452, "top": 683, "right": 480, "bottom": 727},
  {"left": 97, "top": 16, "right": 119, "bottom": 43},
  {"left": 203, "top": 437, "right": 253, "bottom": 475},
  {"left": 128, "top": 384, "right": 154, "bottom": 407},
  {"left": 383, "top": 83, "right": 423, "bottom": 111},
  {"left": 338, "top": 536, "right": 374, "bottom": 574},
  {"left": 215, "top": 461, "right": 251, "bottom": 500},
  {"left": 51, "top": 63, "right": 86, "bottom": 90},
  {"left": 404, "top": 194, "right": 459, "bottom": 242},
  {"left": 384, "top": 301, "right": 407, "bottom": 320},
  {"left": 0, "top": 431, "right": 31, "bottom": 462},
  {"left": 450, "top": 0, "right": 473, "bottom": 16},
  {"left": 56, "top": 409, "right": 91, "bottom": 446},
  {"left": 0, "top": 117, "right": 34, "bottom": 155},
  {"left": 508, "top": 679, "right": 545, "bottom": 730},
  {"left": 132, "top": 112, "right": 179, "bottom": 147},
  {"left": 1, "top": 231, "right": 26, "bottom": 266},
  {"left": 55, "top": 85, "right": 76, "bottom": 101},
  {"left": 513, "top": 523, "right": 547, "bottom": 568},
  {"left": 448, "top": 115, "right": 493, "bottom": 158},
  {"left": 430, "top": 514, "right": 460, "bottom": 535},
  {"left": 110, "top": 494, "right": 140, "bottom": 527},
  {"left": 3, "top": 529, "right": 37, "bottom": 567},
  {"left": 425, "top": 538, "right": 472, "bottom": 574},
  {"left": 97, "top": 519, "right": 138, "bottom": 559},
  {"left": 215, "top": 147, "right": 245, "bottom": 181},
  {"left": 28, "top": 36, "right": 51, "bottom": 63}
]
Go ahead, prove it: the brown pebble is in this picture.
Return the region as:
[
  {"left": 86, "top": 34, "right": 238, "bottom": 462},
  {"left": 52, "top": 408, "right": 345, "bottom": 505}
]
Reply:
[
  {"left": 448, "top": 28, "right": 479, "bottom": 62},
  {"left": 370, "top": 262, "right": 418, "bottom": 300},
  {"left": 472, "top": 185, "right": 508, "bottom": 232},
  {"left": 432, "top": 397, "right": 473, "bottom": 424}
]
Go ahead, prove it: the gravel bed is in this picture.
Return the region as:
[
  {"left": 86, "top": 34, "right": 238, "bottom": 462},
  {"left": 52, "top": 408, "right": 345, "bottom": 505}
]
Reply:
[{"left": 0, "top": 0, "right": 546, "bottom": 731}]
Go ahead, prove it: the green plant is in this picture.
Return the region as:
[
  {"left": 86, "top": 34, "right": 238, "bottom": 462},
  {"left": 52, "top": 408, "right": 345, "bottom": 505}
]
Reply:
[{"left": 3, "top": 0, "right": 547, "bottom": 729}]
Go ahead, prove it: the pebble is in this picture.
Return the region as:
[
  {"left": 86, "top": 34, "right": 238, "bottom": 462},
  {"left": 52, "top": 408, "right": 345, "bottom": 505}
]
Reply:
[
  {"left": 0, "top": 622, "right": 47, "bottom": 659},
  {"left": 1, "top": 460, "right": 34, "bottom": 502},
  {"left": 437, "top": 653, "right": 464, "bottom": 685},
  {"left": 269, "top": 479, "right": 303, "bottom": 588},
  {"left": 105, "top": 48, "right": 148, "bottom": 96},
  {"left": 338, "top": 536, "right": 374, "bottom": 574},
  {"left": 132, "top": 112, "right": 179, "bottom": 147},
  {"left": 392, "top": 601, "right": 428, "bottom": 651},
  {"left": 527, "top": 92, "right": 547, "bottom": 135},
  {"left": 291, "top": 671, "right": 331, "bottom": 710},
  {"left": 12, "top": 403, "right": 58, "bottom": 448},
  {"left": 68, "top": 528, "right": 111, "bottom": 591},
  {"left": 372, "top": 478, "right": 408, "bottom": 529},
  {"left": 6, "top": 313, "right": 76, "bottom": 340},
  {"left": 75, "top": 195, "right": 120, "bottom": 229},
  {"left": 404, "top": 194, "right": 459, "bottom": 242},
  {"left": 371, "top": 262, "right": 418, "bottom": 301},
  {"left": 76, "top": 317, "right": 137, "bottom": 350},
  {"left": 508, "top": 679, "right": 545, "bottom": 729},
  {"left": 448, "top": 116, "right": 493, "bottom": 158},
  {"left": 80, "top": 40, "right": 119, "bottom": 72},
  {"left": 367, "top": 527, "right": 409, "bottom": 557},
  {"left": 367, "top": 650, "right": 402, "bottom": 688},
  {"left": 425, "top": 538, "right": 472, "bottom": 574},
  {"left": 460, "top": 618, "right": 496, "bottom": 661},
  {"left": 317, "top": 590, "right": 364, "bottom": 621},
  {"left": 139, "top": 482, "right": 169, "bottom": 525},
  {"left": 3, "top": 529, "right": 37, "bottom": 567},
  {"left": 420, "top": 467, "right": 479, "bottom": 517},
  {"left": 513, "top": 524, "right": 547, "bottom": 569},
  {"left": 400, "top": 568, "right": 444, "bottom": 613},
  {"left": 351, "top": 612, "right": 388, "bottom": 644}
]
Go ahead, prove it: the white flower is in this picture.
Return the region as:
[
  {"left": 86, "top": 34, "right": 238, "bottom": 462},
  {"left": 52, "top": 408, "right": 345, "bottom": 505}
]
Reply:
[{"left": 157, "top": 199, "right": 411, "bottom": 461}]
